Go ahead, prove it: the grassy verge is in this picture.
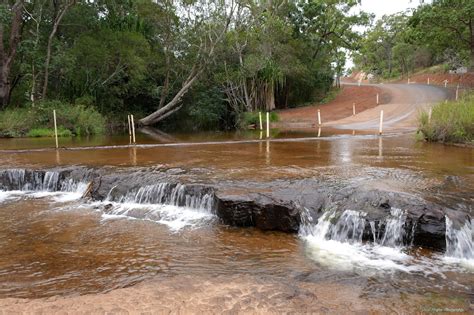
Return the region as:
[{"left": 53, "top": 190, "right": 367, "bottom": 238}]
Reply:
[
  {"left": 319, "top": 87, "right": 341, "bottom": 104},
  {"left": 239, "top": 111, "right": 279, "bottom": 129},
  {"left": 418, "top": 93, "right": 474, "bottom": 144},
  {"left": 0, "top": 100, "right": 105, "bottom": 138},
  {"left": 26, "top": 128, "right": 73, "bottom": 138}
]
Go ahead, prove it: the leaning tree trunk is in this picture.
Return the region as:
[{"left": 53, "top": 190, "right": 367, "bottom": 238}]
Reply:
[{"left": 139, "top": 67, "right": 202, "bottom": 126}]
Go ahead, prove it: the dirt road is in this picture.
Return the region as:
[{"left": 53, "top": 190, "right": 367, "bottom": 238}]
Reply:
[
  {"left": 278, "top": 82, "right": 449, "bottom": 133},
  {"left": 324, "top": 83, "right": 448, "bottom": 132}
]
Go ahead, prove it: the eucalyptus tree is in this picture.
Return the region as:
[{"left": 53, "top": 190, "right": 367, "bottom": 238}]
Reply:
[
  {"left": 408, "top": 0, "right": 474, "bottom": 70},
  {"left": 0, "top": 0, "right": 24, "bottom": 108}
]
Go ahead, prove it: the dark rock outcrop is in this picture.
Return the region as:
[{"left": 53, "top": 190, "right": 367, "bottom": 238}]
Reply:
[{"left": 0, "top": 166, "right": 471, "bottom": 252}]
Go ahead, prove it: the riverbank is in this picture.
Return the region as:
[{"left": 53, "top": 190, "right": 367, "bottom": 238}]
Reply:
[{"left": 0, "top": 273, "right": 470, "bottom": 314}]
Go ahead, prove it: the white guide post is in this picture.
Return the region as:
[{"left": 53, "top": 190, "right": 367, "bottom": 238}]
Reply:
[
  {"left": 317, "top": 109, "right": 321, "bottom": 126},
  {"left": 428, "top": 107, "right": 432, "bottom": 124},
  {"left": 259, "top": 112, "right": 263, "bottom": 130},
  {"left": 266, "top": 112, "right": 270, "bottom": 138},
  {"left": 131, "top": 115, "right": 136, "bottom": 144},
  {"left": 376, "top": 93, "right": 379, "bottom": 105},
  {"left": 127, "top": 115, "right": 132, "bottom": 144},
  {"left": 352, "top": 103, "right": 356, "bottom": 116},
  {"left": 379, "top": 110, "right": 384, "bottom": 136},
  {"left": 53, "top": 110, "right": 58, "bottom": 149}
]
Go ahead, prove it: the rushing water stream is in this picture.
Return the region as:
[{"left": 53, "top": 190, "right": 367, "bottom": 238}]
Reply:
[{"left": 0, "top": 131, "right": 472, "bottom": 311}]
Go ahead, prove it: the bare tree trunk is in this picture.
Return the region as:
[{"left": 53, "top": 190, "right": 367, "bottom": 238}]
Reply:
[
  {"left": 42, "top": 0, "right": 75, "bottom": 99},
  {"left": 0, "top": 0, "right": 24, "bottom": 109},
  {"left": 139, "top": 67, "right": 202, "bottom": 125}
]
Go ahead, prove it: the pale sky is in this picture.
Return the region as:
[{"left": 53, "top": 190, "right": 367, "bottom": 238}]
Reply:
[
  {"left": 345, "top": 0, "right": 430, "bottom": 71},
  {"left": 358, "top": 0, "right": 425, "bottom": 20}
]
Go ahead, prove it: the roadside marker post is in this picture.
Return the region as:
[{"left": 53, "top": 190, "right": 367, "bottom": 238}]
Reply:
[
  {"left": 317, "top": 109, "right": 322, "bottom": 126},
  {"left": 131, "top": 115, "right": 136, "bottom": 144},
  {"left": 266, "top": 112, "right": 270, "bottom": 138},
  {"left": 376, "top": 93, "right": 379, "bottom": 105},
  {"left": 428, "top": 107, "right": 432, "bottom": 124},
  {"left": 127, "top": 115, "right": 132, "bottom": 144},
  {"left": 408, "top": 78, "right": 410, "bottom": 84},
  {"left": 456, "top": 85, "right": 459, "bottom": 101},
  {"left": 352, "top": 103, "right": 356, "bottom": 116},
  {"left": 53, "top": 110, "right": 58, "bottom": 149},
  {"left": 379, "top": 110, "right": 384, "bottom": 136},
  {"left": 427, "top": 78, "right": 430, "bottom": 85},
  {"left": 259, "top": 112, "right": 263, "bottom": 130}
]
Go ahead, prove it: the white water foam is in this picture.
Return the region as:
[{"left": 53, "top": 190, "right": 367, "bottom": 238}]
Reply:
[
  {"left": 0, "top": 182, "right": 88, "bottom": 204},
  {"left": 300, "top": 210, "right": 473, "bottom": 275},
  {"left": 445, "top": 217, "right": 474, "bottom": 270},
  {"left": 95, "top": 201, "right": 215, "bottom": 232},
  {"left": 0, "top": 190, "right": 23, "bottom": 203},
  {"left": 300, "top": 210, "right": 414, "bottom": 275}
]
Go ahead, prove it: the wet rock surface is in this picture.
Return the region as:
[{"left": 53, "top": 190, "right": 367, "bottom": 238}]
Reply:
[{"left": 0, "top": 166, "right": 471, "bottom": 252}]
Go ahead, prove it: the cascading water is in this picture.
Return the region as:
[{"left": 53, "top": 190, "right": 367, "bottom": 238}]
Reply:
[
  {"left": 0, "top": 169, "right": 88, "bottom": 203},
  {"left": 0, "top": 169, "right": 86, "bottom": 193},
  {"left": 108, "top": 183, "right": 214, "bottom": 212},
  {"left": 329, "top": 210, "right": 366, "bottom": 243},
  {"left": 99, "top": 183, "right": 216, "bottom": 231},
  {"left": 378, "top": 208, "right": 406, "bottom": 247},
  {"left": 445, "top": 217, "right": 473, "bottom": 266},
  {"left": 299, "top": 209, "right": 413, "bottom": 273}
]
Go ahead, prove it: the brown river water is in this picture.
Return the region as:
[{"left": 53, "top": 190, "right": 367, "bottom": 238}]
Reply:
[{"left": 0, "top": 129, "right": 473, "bottom": 312}]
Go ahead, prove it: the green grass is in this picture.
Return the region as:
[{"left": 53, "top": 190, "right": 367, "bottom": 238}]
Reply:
[
  {"left": 418, "top": 93, "right": 474, "bottom": 144},
  {"left": 0, "top": 100, "right": 105, "bottom": 138},
  {"left": 239, "top": 111, "right": 279, "bottom": 128},
  {"left": 26, "top": 128, "right": 73, "bottom": 138},
  {"left": 319, "top": 87, "right": 341, "bottom": 104}
]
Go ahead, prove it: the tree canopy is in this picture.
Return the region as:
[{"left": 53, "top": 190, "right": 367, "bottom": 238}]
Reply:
[
  {"left": 1, "top": 0, "right": 370, "bottom": 129},
  {"left": 354, "top": 0, "right": 474, "bottom": 78}
]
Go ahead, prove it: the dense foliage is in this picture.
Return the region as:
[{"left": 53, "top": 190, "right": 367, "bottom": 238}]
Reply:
[
  {"left": 0, "top": 100, "right": 105, "bottom": 137},
  {"left": 0, "top": 0, "right": 369, "bottom": 134},
  {"left": 354, "top": 0, "right": 474, "bottom": 78}
]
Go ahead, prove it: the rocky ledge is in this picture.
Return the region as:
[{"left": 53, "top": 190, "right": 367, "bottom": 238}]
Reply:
[{"left": 0, "top": 167, "right": 471, "bottom": 252}]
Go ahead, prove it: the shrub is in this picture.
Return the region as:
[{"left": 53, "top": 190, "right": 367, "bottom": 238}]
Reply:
[
  {"left": 239, "top": 111, "right": 279, "bottom": 128},
  {"left": 0, "top": 100, "right": 106, "bottom": 137},
  {"left": 0, "top": 108, "right": 36, "bottom": 137},
  {"left": 418, "top": 93, "right": 474, "bottom": 144}
]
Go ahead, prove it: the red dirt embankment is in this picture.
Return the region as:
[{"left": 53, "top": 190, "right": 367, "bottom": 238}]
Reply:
[
  {"left": 277, "top": 85, "right": 389, "bottom": 127},
  {"left": 397, "top": 73, "right": 474, "bottom": 88}
]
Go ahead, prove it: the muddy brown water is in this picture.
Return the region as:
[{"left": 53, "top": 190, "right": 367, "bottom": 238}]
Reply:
[{"left": 0, "top": 130, "right": 473, "bottom": 311}]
